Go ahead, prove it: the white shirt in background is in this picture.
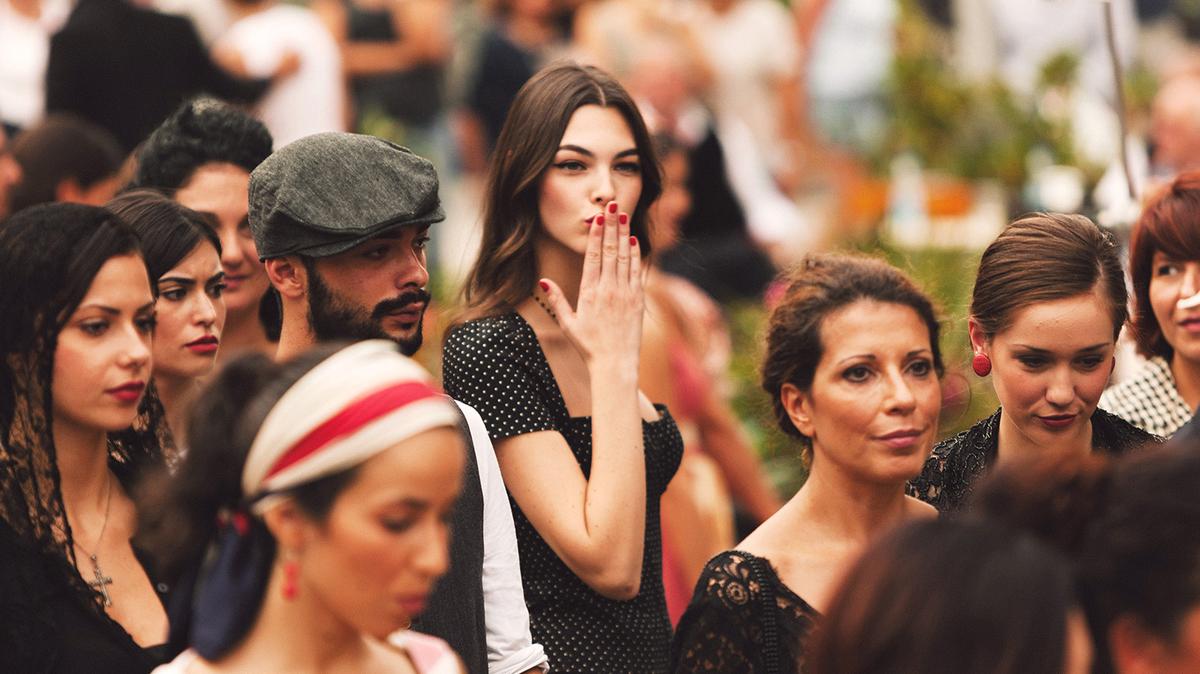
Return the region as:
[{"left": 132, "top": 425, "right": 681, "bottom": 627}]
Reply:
[{"left": 217, "top": 4, "right": 344, "bottom": 148}]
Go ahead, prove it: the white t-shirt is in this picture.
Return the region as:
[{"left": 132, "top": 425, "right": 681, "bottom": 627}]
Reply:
[
  {"left": 217, "top": 4, "right": 344, "bottom": 148},
  {"left": 0, "top": 0, "right": 71, "bottom": 129},
  {"left": 695, "top": 0, "right": 801, "bottom": 176}
]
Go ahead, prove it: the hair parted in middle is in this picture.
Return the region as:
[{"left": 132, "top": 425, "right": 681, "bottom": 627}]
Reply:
[
  {"left": 760, "top": 253, "right": 944, "bottom": 459},
  {"left": 460, "top": 61, "right": 662, "bottom": 319}
]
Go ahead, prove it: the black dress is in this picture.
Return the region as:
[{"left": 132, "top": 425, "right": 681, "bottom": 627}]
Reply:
[
  {"left": 671, "top": 550, "right": 819, "bottom": 674},
  {"left": 443, "top": 312, "right": 684, "bottom": 673},
  {"left": 908, "top": 407, "right": 1163, "bottom": 512}
]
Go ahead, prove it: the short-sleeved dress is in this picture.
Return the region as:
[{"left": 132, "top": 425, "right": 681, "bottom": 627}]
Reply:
[
  {"left": 443, "top": 312, "right": 684, "bottom": 673},
  {"left": 671, "top": 550, "right": 819, "bottom": 674}
]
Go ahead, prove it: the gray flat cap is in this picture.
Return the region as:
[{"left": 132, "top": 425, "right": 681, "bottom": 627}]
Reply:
[{"left": 248, "top": 132, "right": 445, "bottom": 259}]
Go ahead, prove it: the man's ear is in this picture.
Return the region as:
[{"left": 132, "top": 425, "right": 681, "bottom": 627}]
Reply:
[
  {"left": 265, "top": 256, "right": 307, "bottom": 300},
  {"left": 780, "top": 382, "right": 815, "bottom": 439}
]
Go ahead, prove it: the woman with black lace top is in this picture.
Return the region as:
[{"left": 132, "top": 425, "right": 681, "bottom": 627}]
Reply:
[
  {"left": 670, "top": 254, "right": 943, "bottom": 673},
  {"left": 0, "top": 204, "right": 173, "bottom": 672},
  {"left": 908, "top": 214, "right": 1161, "bottom": 513}
]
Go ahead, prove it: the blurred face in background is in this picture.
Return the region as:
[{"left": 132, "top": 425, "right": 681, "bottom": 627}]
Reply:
[{"left": 175, "top": 162, "right": 268, "bottom": 321}]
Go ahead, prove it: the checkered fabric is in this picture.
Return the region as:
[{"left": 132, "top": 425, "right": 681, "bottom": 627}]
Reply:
[{"left": 1100, "top": 356, "right": 1194, "bottom": 438}]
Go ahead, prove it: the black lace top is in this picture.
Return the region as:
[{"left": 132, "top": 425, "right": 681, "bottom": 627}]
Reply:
[
  {"left": 443, "top": 312, "right": 684, "bottom": 673},
  {"left": 671, "top": 550, "right": 820, "bottom": 674},
  {"left": 908, "top": 407, "right": 1163, "bottom": 512}
]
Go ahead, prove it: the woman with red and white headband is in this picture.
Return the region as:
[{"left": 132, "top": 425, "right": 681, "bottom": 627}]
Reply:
[{"left": 143, "top": 341, "right": 467, "bottom": 674}]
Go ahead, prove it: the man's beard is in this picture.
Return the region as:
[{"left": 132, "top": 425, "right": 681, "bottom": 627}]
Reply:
[{"left": 306, "top": 267, "right": 430, "bottom": 356}]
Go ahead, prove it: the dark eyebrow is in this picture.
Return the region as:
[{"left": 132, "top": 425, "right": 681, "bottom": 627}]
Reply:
[
  {"left": 836, "top": 354, "right": 876, "bottom": 367},
  {"left": 557, "top": 145, "right": 640, "bottom": 160},
  {"left": 207, "top": 271, "right": 226, "bottom": 285},
  {"left": 77, "top": 301, "right": 157, "bottom": 315},
  {"left": 1013, "top": 343, "right": 1109, "bottom": 354},
  {"left": 158, "top": 276, "right": 197, "bottom": 288}
]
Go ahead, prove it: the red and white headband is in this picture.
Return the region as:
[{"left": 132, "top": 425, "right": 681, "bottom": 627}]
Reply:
[{"left": 241, "top": 340, "right": 460, "bottom": 512}]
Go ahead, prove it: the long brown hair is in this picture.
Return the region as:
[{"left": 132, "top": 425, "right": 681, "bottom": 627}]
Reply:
[{"left": 460, "top": 61, "right": 662, "bottom": 319}]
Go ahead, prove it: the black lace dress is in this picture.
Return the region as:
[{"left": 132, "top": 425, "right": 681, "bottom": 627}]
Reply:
[
  {"left": 443, "top": 312, "right": 684, "bottom": 673},
  {"left": 671, "top": 550, "right": 820, "bottom": 674},
  {"left": 908, "top": 407, "right": 1163, "bottom": 512}
]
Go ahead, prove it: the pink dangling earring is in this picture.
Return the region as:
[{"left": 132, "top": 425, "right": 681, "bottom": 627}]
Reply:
[
  {"left": 972, "top": 353, "right": 992, "bottom": 377},
  {"left": 282, "top": 559, "right": 299, "bottom": 601}
]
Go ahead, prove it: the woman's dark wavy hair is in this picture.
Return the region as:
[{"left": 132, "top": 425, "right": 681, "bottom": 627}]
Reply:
[
  {"left": 131, "top": 97, "right": 273, "bottom": 191},
  {"left": 139, "top": 345, "right": 360, "bottom": 583},
  {"left": 459, "top": 61, "right": 662, "bottom": 319},
  {"left": 106, "top": 189, "right": 222, "bottom": 281},
  {"left": 808, "top": 518, "right": 1077, "bottom": 674},
  {"left": 0, "top": 203, "right": 168, "bottom": 631},
  {"left": 760, "top": 253, "right": 944, "bottom": 460},
  {"left": 974, "top": 444, "right": 1200, "bottom": 673}
]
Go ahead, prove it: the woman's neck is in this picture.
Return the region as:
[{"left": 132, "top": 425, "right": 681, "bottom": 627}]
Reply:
[
  {"left": 218, "top": 567, "right": 377, "bottom": 672},
  {"left": 996, "top": 408, "right": 1092, "bottom": 465},
  {"left": 219, "top": 308, "right": 275, "bottom": 364},
  {"left": 1171, "top": 352, "right": 1200, "bottom": 411},
  {"left": 789, "top": 458, "right": 915, "bottom": 543},
  {"left": 154, "top": 373, "right": 197, "bottom": 440},
  {"left": 535, "top": 239, "right": 585, "bottom": 309},
  {"left": 53, "top": 416, "right": 112, "bottom": 519}
]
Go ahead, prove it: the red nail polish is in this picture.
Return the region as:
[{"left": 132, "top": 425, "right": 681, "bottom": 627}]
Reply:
[
  {"left": 629, "top": 236, "right": 637, "bottom": 246},
  {"left": 608, "top": 202, "right": 618, "bottom": 214},
  {"left": 619, "top": 213, "right": 628, "bottom": 225},
  {"left": 538, "top": 280, "right": 549, "bottom": 292},
  {"left": 596, "top": 215, "right": 605, "bottom": 226}
]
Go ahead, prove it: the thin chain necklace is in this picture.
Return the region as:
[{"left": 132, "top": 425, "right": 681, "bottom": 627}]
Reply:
[{"left": 69, "top": 473, "right": 115, "bottom": 607}]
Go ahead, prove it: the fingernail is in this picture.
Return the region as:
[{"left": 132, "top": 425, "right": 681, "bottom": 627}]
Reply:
[
  {"left": 608, "top": 202, "right": 618, "bottom": 214},
  {"left": 596, "top": 215, "right": 605, "bottom": 226},
  {"left": 629, "top": 236, "right": 637, "bottom": 246},
  {"left": 619, "top": 213, "right": 628, "bottom": 225},
  {"left": 538, "top": 280, "right": 549, "bottom": 292}
]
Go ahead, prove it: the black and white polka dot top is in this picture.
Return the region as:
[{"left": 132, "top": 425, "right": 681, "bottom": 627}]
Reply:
[{"left": 443, "top": 311, "right": 684, "bottom": 673}]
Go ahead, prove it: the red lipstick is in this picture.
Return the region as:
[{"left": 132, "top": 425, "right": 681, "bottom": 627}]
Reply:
[{"left": 106, "top": 381, "right": 146, "bottom": 403}]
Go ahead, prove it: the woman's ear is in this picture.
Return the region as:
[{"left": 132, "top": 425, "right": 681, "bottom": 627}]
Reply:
[
  {"left": 781, "top": 383, "right": 815, "bottom": 439},
  {"left": 261, "top": 499, "right": 310, "bottom": 554},
  {"left": 967, "top": 317, "right": 990, "bottom": 357}
]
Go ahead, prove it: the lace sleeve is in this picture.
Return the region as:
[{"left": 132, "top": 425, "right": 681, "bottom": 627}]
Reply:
[{"left": 670, "top": 552, "right": 766, "bottom": 673}]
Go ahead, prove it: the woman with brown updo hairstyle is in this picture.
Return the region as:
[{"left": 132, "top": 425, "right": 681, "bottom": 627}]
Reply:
[
  {"left": 1099, "top": 171, "right": 1200, "bottom": 437},
  {"left": 670, "top": 253, "right": 943, "bottom": 673},
  {"left": 909, "top": 213, "right": 1161, "bottom": 513}
]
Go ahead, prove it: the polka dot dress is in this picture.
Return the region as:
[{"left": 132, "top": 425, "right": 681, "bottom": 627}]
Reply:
[{"left": 443, "top": 312, "right": 684, "bottom": 673}]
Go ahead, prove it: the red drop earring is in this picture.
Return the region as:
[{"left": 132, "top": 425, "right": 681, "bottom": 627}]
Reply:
[
  {"left": 282, "top": 559, "right": 299, "bottom": 601},
  {"left": 971, "top": 353, "right": 992, "bottom": 377}
]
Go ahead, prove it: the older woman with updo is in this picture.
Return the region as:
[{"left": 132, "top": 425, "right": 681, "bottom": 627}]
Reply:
[
  {"left": 1100, "top": 171, "right": 1200, "bottom": 437},
  {"left": 910, "top": 213, "right": 1161, "bottom": 513},
  {"left": 671, "top": 253, "right": 944, "bottom": 673}
]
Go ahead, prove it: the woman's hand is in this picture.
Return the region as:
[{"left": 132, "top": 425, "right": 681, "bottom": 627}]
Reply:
[{"left": 539, "top": 200, "right": 643, "bottom": 368}]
